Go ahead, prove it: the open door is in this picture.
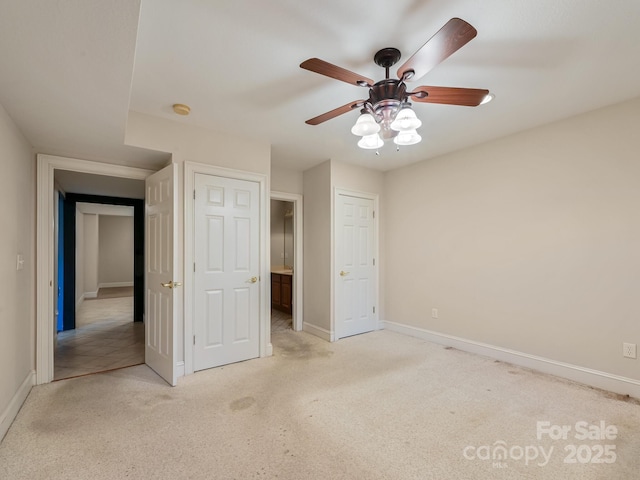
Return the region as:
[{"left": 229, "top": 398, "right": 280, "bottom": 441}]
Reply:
[{"left": 145, "top": 164, "right": 178, "bottom": 386}]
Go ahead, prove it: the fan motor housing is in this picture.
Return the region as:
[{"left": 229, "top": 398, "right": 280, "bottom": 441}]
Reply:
[
  {"left": 369, "top": 79, "right": 406, "bottom": 117},
  {"left": 370, "top": 79, "right": 406, "bottom": 104}
]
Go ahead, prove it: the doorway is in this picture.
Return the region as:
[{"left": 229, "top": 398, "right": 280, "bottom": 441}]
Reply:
[
  {"left": 270, "top": 192, "right": 303, "bottom": 333},
  {"left": 270, "top": 199, "right": 294, "bottom": 333},
  {"left": 37, "top": 155, "right": 153, "bottom": 385},
  {"left": 53, "top": 198, "right": 143, "bottom": 380}
]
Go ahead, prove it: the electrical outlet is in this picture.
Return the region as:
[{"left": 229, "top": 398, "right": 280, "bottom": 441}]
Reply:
[
  {"left": 431, "top": 308, "right": 438, "bottom": 319},
  {"left": 623, "top": 343, "right": 637, "bottom": 359}
]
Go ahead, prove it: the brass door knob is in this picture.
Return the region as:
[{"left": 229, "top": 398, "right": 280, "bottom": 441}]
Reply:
[
  {"left": 249, "top": 276, "right": 258, "bottom": 283},
  {"left": 340, "top": 270, "right": 350, "bottom": 277},
  {"left": 161, "top": 281, "right": 182, "bottom": 289}
]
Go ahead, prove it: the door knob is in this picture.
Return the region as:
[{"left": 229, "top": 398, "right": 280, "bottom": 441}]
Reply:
[
  {"left": 161, "top": 281, "right": 182, "bottom": 289},
  {"left": 340, "top": 270, "right": 350, "bottom": 277},
  {"left": 249, "top": 276, "right": 258, "bottom": 283}
]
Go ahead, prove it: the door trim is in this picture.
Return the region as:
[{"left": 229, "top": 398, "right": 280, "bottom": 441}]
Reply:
[
  {"left": 184, "top": 162, "right": 270, "bottom": 376},
  {"left": 270, "top": 191, "right": 303, "bottom": 331},
  {"left": 332, "top": 188, "right": 380, "bottom": 339},
  {"left": 36, "top": 154, "right": 154, "bottom": 384}
]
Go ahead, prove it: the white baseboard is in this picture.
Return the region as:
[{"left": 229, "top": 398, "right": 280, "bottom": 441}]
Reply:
[
  {"left": 176, "top": 361, "right": 185, "bottom": 379},
  {"left": 1, "top": 370, "right": 35, "bottom": 442},
  {"left": 383, "top": 321, "right": 640, "bottom": 399},
  {"left": 76, "top": 291, "right": 97, "bottom": 309},
  {"left": 98, "top": 282, "right": 134, "bottom": 289},
  {"left": 303, "top": 322, "right": 334, "bottom": 342}
]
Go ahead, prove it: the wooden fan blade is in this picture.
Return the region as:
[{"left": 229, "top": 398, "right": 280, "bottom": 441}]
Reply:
[
  {"left": 300, "top": 58, "right": 374, "bottom": 87},
  {"left": 305, "top": 100, "right": 366, "bottom": 125},
  {"left": 397, "top": 18, "right": 477, "bottom": 82},
  {"left": 410, "top": 86, "right": 489, "bottom": 106}
]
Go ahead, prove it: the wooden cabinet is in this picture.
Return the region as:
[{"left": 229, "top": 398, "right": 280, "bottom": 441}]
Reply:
[
  {"left": 271, "top": 273, "right": 292, "bottom": 315},
  {"left": 271, "top": 274, "right": 281, "bottom": 309}
]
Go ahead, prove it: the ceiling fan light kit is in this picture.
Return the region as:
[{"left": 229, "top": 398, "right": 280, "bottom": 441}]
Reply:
[
  {"left": 393, "top": 129, "right": 422, "bottom": 146},
  {"left": 300, "top": 18, "right": 491, "bottom": 152},
  {"left": 390, "top": 105, "right": 422, "bottom": 132},
  {"left": 351, "top": 112, "right": 381, "bottom": 136},
  {"left": 358, "top": 133, "right": 385, "bottom": 150}
]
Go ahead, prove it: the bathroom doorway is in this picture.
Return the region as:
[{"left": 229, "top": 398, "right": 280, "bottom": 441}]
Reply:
[{"left": 270, "top": 192, "right": 303, "bottom": 333}]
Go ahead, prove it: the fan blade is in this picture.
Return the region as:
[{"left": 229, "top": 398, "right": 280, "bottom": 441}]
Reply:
[
  {"left": 305, "top": 100, "right": 366, "bottom": 125},
  {"left": 300, "top": 58, "right": 374, "bottom": 87},
  {"left": 397, "top": 18, "right": 477, "bottom": 82},
  {"left": 410, "top": 86, "right": 490, "bottom": 106}
]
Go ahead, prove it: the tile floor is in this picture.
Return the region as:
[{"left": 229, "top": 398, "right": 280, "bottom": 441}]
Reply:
[
  {"left": 55, "top": 291, "right": 292, "bottom": 380},
  {"left": 271, "top": 308, "right": 293, "bottom": 333},
  {"left": 54, "top": 292, "right": 144, "bottom": 381}
]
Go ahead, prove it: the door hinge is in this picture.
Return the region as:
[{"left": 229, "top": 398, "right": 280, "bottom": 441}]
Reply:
[
  {"left": 373, "top": 210, "right": 375, "bottom": 219},
  {"left": 193, "top": 189, "right": 196, "bottom": 199},
  {"left": 193, "top": 262, "right": 196, "bottom": 272},
  {"left": 373, "top": 258, "right": 375, "bottom": 266},
  {"left": 373, "top": 306, "right": 376, "bottom": 314},
  {"left": 193, "top": 335, "right": 196, "bottom": 345}
]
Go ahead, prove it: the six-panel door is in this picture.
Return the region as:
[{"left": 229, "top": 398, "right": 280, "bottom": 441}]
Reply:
[{"left": 193, "top": 174, "right": 260, "bottom": 370}]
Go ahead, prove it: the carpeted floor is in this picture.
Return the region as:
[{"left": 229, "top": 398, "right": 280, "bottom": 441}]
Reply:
[{"left": 1, "top": 330, "right": 639, "bottom": 479}]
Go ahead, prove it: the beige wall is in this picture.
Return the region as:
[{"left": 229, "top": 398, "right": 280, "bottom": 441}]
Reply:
[
  {"left": 84, "top": 214, "right": 99, "bottom": 298},
  {"left": 270, "top": 199, "right": 285, "bottom": 266},
  {"left": 303, "top": 161, "right": 332, "bottom": 334},
  {"left": 271, "top": 165, "right": 303, "bottom": 194},
  {"left": 98, "top": 215, "right": 134, "bottom": 287},
  {"left": 75, "top": 213, "right": 84, "bottom": 308},
  {"left": 75, "top": 212, "right": 84, "bottom": 305},
  {"left": 0, "top": 102, "right": 35, "bottom": 438},
  {"left": 75, "top": 212, "right": 99, "bottom": 304},
  {"left": 126, "top": 111, "right": 270, "bottom": 174},
  {"left": 271, "top": 200, "right": 294, "bottom": 268},
  {"left": 384, "top": 97, "right": 640, "bottom": 382}
]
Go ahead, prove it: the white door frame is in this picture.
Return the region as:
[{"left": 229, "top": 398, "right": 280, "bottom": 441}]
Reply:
[
  {"left": 332, "top": 188, "right": 380, "bottom": 339},
  {"left": 36, "top": 154, "right": 154, "bottom": 385},
  {"left": 184, "top": 162, "right": 270, "bottom": 376},
  {"left": 270, "top": 191, "right": 303, "bottom": 331}
]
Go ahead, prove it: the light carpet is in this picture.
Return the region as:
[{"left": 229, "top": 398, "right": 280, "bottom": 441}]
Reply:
[{"left": 1, "top": 330, "right": 639, "bottom": 479}]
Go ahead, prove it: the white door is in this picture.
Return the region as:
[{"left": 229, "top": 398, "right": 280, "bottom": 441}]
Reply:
[
  {"left": 145, "top": 164, "right": 178, "bottom": 386},
  {"left": 335, "top": 193, "right": 377, "bottom": 339},
  {"left": 193, "top": 173, "right": 260, "bottom": 370}
]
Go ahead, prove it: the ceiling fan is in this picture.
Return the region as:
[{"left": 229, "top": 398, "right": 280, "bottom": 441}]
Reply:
[{"left": 300, "top": 18, "right": 490, "bottom": 149}]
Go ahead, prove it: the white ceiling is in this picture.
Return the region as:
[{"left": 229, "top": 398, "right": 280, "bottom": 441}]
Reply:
[{"left": 1, "top": 0, "right": 640, "bottom": 174}]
